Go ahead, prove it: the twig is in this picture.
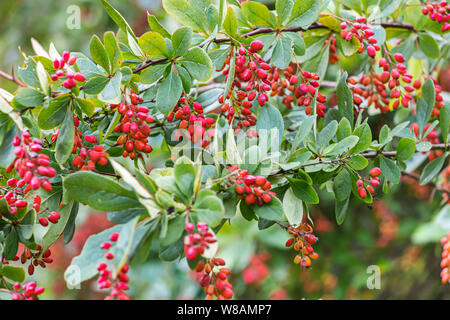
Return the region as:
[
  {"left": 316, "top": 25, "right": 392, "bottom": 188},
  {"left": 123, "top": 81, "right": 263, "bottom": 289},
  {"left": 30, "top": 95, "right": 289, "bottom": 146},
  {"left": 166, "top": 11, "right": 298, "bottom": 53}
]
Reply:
[{"left": 0, "top": 69, "right": 26, "bottom": 87}]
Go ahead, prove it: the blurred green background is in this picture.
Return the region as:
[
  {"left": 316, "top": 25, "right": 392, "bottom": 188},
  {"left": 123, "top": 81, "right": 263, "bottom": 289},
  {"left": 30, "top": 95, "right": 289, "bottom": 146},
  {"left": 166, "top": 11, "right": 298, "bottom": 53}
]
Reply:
[{"left": 0, "top": 0, "right": 449, "bottom": 300}]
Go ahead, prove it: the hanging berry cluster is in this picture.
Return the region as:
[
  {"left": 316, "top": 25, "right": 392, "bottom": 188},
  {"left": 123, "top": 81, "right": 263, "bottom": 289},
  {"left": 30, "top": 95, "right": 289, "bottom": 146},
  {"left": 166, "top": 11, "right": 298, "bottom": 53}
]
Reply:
[
  {"left": 7, "top": 131, "right": 55, "bottom": 192},
  {"left": 440, "top": 232, "right": 450, "bottom": 284},
  {"left": 229, "top": 166, "right": 277, "bottom": 206},
  {"left": 96, "top": 232, "right": 131, "bottom": 300},
  {"left": 19, "top": 245, "right": 54, "bottom": 275},
  {"left": 10, "top": 281, "right": 45, "bottom": 300},
  {"left": 194, "top": 258, "right": 233, "bottom": 300},
  {"left": 50, "top": 51, "right": 85, "bottom": 89},
  {"left": 339, "top": 17, "right": 380, "bottom": 57},
  {"left": 184, "top": 222, "right": 217, "bottom": 261},
  {"left": 113, "top": 90, "right": 155, "bottom": 160},
  {"left": 356, "top": 167, "right": 382, "bottom": 198},
  {"left": 167, "top": 96, "right": 215, "bottom": 148},
  {"left": 326, "top": 36, "right": 339, "bottom": 64},
  {"left": 285, "top": 221, "right": 319, "bottom": 268},
  {"left": 218, "top": 40, "right": 268, "bottom": 131},
  {"left": 348, "top": 52, "right": 420, "bottom": 114},
  {"left": 271, "top": 65, "right": 326, "bottom": 116},
  {"left": 422, "top": 1, "right": 450, "bottom": 32}
]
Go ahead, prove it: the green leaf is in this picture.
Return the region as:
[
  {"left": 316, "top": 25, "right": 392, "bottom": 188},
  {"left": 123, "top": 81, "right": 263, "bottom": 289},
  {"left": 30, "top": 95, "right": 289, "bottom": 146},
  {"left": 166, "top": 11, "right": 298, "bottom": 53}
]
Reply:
[
  {"left": 37, "top": 94, "right": 70, "bottom": 130},
  {"left": 64, "top": 218, "right": 138, "bottom": 286},
  {"left": 138, "top": 32, "right": 169, "bottom": 59},
  {"left": 83, "top": 76, "right": 110, "bottom": 95},
  {"left": 174, "top": 157, "right": 196, "bottom": 200},
  {"left": 180, "top": 47, "right": 213, "bottom": 81},
  {"left": 192, "top": 192, "right": 225, "bottom": 227},
  {"left": 64, "top": 171, "right": 141, "bottom": 211},
  {"left": 348, "top": 154, "right": 368, "bottom": 170},
  {"left": 140, "top": 63, "right": 169, "bottom": 84},
  {"left": 41, "top": 200, "right": 75, "bottom": 253},
  {"left": 420, "top": 153, "right": 448, "bottom": 185},
  {"left": 101, "top": 0, "right": 137, "bottom": 41},
  {"left": 336, "top": 118, "right": 352, "bottom": 141},
  {"left": 104, "top": 31, "right": 122, "bottom": 72},
  {"left": 156, "top": 67, "right": 183, "bottom": 114},
  {"left": 0, "top": 126, "right": 18, "bottom": 169},
  {"left": 256, "top": 104, "right": 284, "bottom": 147},
  {"left": 440, "top": 103, "right": 450, "bottom": 143},
  {"left": 326, "top": 135, "right": 359, "bottom": 156},
  {"left": 0, "top": 265, "right": 25, "bottom": 282},
  {"left": 336, "top": 34, "right": 361, "bottom": 56},
  {"left": 350, "top": 123, "right": 372, "bottom": 154},
  {"left": 276, "top": 0, "right": 294, "bottom": 26},
  {"left": 418, "top": 33, "right": 440, "bottom": 59},
  {"left": 288, "top": 0, "right": 320, "bottom": 29},
  {"left": 241, "top": 1, "right": 271, "bottom": 27},
  {"left": 55, "top": 105, "right": 75, "bottom": 165},
  {"left": 335, "top": 197, "right": 349, "bottom": 225},
  {"left": 160, "top": 215, "right": 185, "bottom": 247},
  {"left": 337, "top": 72, "right": 354, "bottom": 128},
  {"left": 417, "top": 78, "right": 435, "bottom": 135},
  {"left": 292, "top": 115, "right": 316, "bottom": 150},
  {"left": 148, "top": 13, "right": 172, "bottom": 39},
  {"left": 379, "top": 156, "right": 401, "bottom": 184},
  {"left": 74, "top": 98, "right": 95, "bottom": 117},
  {"left": 396, "top": 138, "right": 416, "bottom": 161},
  {"left": 333, "top": 169, "right": 352, "bottom": 202},
  {"left": 16, "top": 88, "right": 45, "bottom": 107},
  {"left": 4, "top": 227, "right": 18, "bottom": 260},
  {"left": 172, "top": 27, "right": 192, "bottom": 57},
  {"left": 288, "top": 178, "right": 319, "bottom": 204},
  {"left": 253, "top": 196, "right": 284, "bottom": 221},
  {"left": 162, "top": 0, "right": 207, "bottom": 33},
  {"left": 89, "top": 35, "right": 110, "bottom": 73},
  {"left": 98, "top": 72, "right": 122, "bottom": 103},
  {"left": 271, "top": 36, "right": 293, "bottom": 69},
  {"left": 318, "top": 120, "right": 338, "bottom": 150},
  {"left": 282, "top": 187, "right": 303, "bottom": 225},
  {"left": 285, "top": 32, "right": 305, "bottom": 56},
  {"left": 223, "top": 6, "right": 238, "bottom": 36}
]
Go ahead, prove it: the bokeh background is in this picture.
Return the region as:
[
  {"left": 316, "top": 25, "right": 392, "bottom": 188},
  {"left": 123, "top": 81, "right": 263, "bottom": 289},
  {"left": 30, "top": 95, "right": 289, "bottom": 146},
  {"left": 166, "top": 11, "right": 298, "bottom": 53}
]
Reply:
[{"left": 0, "top": 0, "right": 449, "bottom": 300}]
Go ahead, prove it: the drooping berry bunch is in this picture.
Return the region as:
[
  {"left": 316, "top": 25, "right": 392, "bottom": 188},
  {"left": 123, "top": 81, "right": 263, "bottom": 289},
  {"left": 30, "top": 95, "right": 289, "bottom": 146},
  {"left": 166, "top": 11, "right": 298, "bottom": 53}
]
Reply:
[
  {"left": 326, "top": 36, "right": 339, "bottom": 64},
  {"left": 50, "top": 51, "right": 85, "bottom": 89},
  {"left": 440, "top": 232, "right": 450, "bottom": 283},
  {"left": 242, "top": 252, "right": 270, "bottom": 285},
  {"left": 339, "top": 17, "right": 380, "bottom": 57},
  {"left": 17, "top": 244, "right": 54, "bottom": 275},
  {"left": 72, "top": 135, "right": 109, "bottom": 170},
  {"left": 96, "top": 232, "right": 131, "bottom": 300},
  {"left": 348, "top": 52, "right": 419, "bottom": 114},
  {"left": 194, "top": 258, "right": 233, "bottom": 300},
  {"left": 10, "top": 281, "right": 45, "bottom": 300},
  {"left": 356, "top": 167, "right": 382, "bottom": 199},
  {"left": 422, "top": 1, "right": 450, "bottom": 32},
  {"left": 270, "top": 65, "right": 327, "bottom": 116},
  {"left": 167, "top": 96, "right": 215, "bottom": 148},
  {"left": 229, "top": 166, "right": 276, "bottom": 206},
  {"left": 6, "top": 131, "right": 55, "bottom": 192},
  {"left": 285, "top": 221, "right": 319, "bottom": 268},
  {"left": 218, "top": 40, "right": 269, "bottom": 130},
  {"left": 113, "top": 91, "right": 155, "bottom": 160},
  {"left": 184, "top": 222, "right": 217, "bottom": 261}
]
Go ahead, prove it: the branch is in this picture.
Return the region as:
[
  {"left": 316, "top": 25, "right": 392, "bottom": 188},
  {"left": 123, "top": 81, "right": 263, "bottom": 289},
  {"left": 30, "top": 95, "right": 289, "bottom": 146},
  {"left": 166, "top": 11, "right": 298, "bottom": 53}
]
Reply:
[
  {"left": 132, "top": 21, "right": 416, "bottom": 74},
  {"left": 0, "top": 69, "right": 26, "bottom": 87}
]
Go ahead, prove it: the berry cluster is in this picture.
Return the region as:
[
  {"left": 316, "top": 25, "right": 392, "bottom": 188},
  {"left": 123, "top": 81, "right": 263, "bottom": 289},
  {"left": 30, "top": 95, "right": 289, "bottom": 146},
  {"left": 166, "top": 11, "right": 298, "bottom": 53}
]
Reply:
[
  {"left": 218, "top": 40, "right": 268, "bottom": 130},
  {"left": 339, "top": 17, "right": 379, "bottom": 57},
  {"left": 356, "top": 167, "right": 382, "bottom": 199},
  {"left": 184, "top": 222, "right": 216, "bottom": 261},
  {"left": 285, "top": 222, "right": 319, "bottom": 268},
  {"left": 96, "top": 232, "right": 131, "bottom": 300},
  {"left": 50, "top": 51, "right": 85, "bottom": 89},
  {"left": 113, "top": 91, "right": 155, "bottom": 160},
  {"left": 326, "top": 36, "right": 339, "bottom": 64},
  {"left": 242, "top": 252, "right": 270, "bottom": 285},
  {"left": 422, "top": 1, "right": 450, "bottom": 32},
  {"left": 194, "top": 258, "right": 233, "bottom": 300},
  {"left": 271, "top": 66, "right": 326, "bottom": 116},
  {"left": 348, "top": 52, "right": 418, "bottom": 114},
  {"left": 440, "top": 232, "right": 450, "bottom": 284},
  {"left": 19, "top": 245, "right": 54, "bottom": 275},
  {"left": 7, "top": 131, "right": 55, "bottom": 192},
  {"left": 167, "top": 96, "right": 215, "bottom": 148},
  {"left": 229, "top": 166, "right": 276, "bottom": 206},
  {"left": 10, "top": 281, "right": 45, "bottom": 300}
]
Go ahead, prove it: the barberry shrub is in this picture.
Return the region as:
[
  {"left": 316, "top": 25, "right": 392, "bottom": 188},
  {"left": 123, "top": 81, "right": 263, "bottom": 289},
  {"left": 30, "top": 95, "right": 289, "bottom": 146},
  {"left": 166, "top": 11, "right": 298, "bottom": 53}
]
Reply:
[{"left": 0, "top": 0, "right": 449, "bottom": 300}]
